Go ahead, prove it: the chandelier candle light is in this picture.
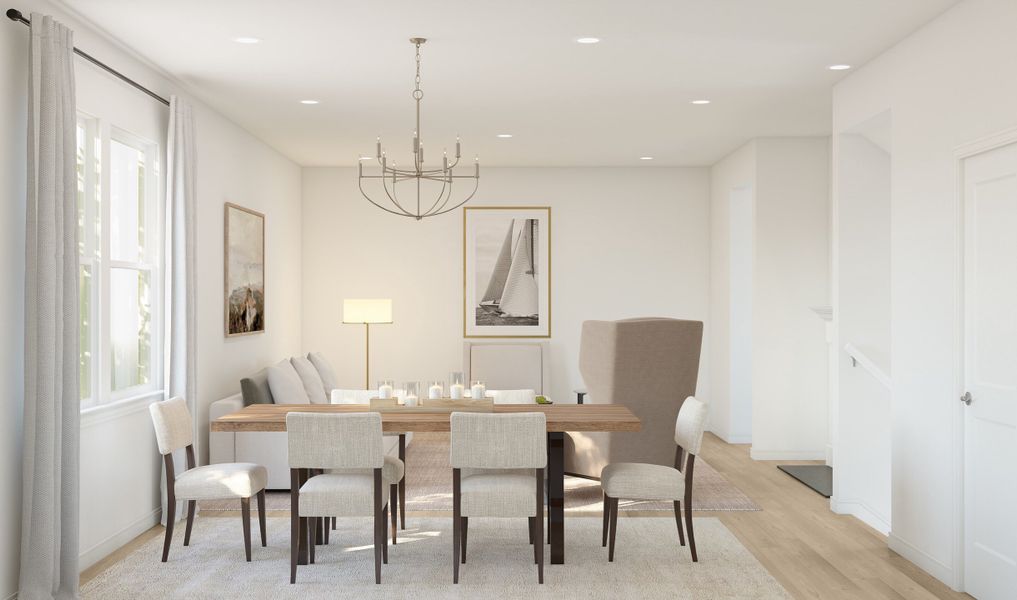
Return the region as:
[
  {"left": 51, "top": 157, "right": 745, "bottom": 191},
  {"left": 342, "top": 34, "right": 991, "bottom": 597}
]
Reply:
[{"left": 359, "top": 38, "right": 480, "bottom": 220}]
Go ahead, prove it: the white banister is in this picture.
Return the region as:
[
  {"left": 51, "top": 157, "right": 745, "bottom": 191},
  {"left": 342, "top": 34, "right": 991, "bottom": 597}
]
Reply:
[{"left": 843, "top": 343, "right": 891, "bottom": 389}]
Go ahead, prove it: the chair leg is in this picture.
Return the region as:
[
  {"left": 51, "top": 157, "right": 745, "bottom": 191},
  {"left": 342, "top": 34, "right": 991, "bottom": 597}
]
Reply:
[
  {"left": 536, "top": 467, "right": 544, "bottom": 584},
  {"left": 528, "top": 516, "right": 535, "bottom": 544},
  {"left": 322, "top": 518, "right": 329, "bottom": 545},
  {"left": 290, "top": 469, "right": 300, "bottom": 584},
  {"left": 602, "top": 493, "right": 609, "bottom": 547},
  {"left": 332, "top": 516, "right": 336, "bottom": 530},
  {"left": 374, "top": 468, "right": 383, "bottom": 584},
  {"left": 461, "top": 517, "right": 468, "bottom": 564},
  {"left": 308, "top": 517, "right": 316, "bottom": 564},
  {"left": 453, "top": 469, "right": 461, "bottom": 584},
  {"left": 257, "top": 490, "right": 267, "bottom": 547},
  {"left": 673, "top": 500, "right": 686, "bottom": 546},
  {"left": 399, "top": 434, "right": 407, "bottom": 529},
  {"left": 241, "top": 497, "right": 252, "bottom": 562},
  {"left": 390, "top": 484, "right": 398, "bottom": 545},
  {"left": 684, "top": 495, "right": 697, "bottom": 562},
  {"left": 608, "top": 497, "right": 619, "bottom": 562},
  {"left": 382, "top": 504, "right": 389, "bottom": 564},
  {"left": 161, "top": 496, "right": 176, "bottom": 562},
  {"left": 183, "top": 500, "right": 196, "bottom": 546}
]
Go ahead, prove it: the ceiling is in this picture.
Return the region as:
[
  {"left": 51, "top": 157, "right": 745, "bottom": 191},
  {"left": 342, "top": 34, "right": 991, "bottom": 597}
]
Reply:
[{"left": 61, "top": 0, "right": 957, "bottom": 167}]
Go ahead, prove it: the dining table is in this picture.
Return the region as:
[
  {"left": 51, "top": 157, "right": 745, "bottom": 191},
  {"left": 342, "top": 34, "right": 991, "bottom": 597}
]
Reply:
[{"left": 210, "top": 402, "right": 641, "bottom": 565}]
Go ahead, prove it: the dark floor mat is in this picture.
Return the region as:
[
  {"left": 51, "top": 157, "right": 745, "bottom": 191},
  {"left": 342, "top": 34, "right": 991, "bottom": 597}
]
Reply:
[{"left": 777, "top": 465, "right": 832, "bottom": 498}]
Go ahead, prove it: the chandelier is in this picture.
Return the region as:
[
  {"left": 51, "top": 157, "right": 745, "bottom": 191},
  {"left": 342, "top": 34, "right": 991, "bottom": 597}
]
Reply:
[{"left": 358, "top": 38, "right": 479, "bottom": 220}]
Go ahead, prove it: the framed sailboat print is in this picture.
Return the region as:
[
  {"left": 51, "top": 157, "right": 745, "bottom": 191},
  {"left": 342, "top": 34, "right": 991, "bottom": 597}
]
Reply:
[{"left": 464, "top": 206, "right": 551, "bottom": 338}]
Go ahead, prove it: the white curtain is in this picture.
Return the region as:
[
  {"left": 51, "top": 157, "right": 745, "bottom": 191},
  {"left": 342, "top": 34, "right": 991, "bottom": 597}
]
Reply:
[
  {"left": 20, "top": 13, "right": 79, "bottom": 600},
  {"left": 161, "top": 96, "right": 197, "bottom": 525}
]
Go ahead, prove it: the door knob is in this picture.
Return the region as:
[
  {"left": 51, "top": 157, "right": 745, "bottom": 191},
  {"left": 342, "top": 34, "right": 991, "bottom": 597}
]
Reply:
[{"left": 961, "top": 391, "right": 972, "bottom": 406}]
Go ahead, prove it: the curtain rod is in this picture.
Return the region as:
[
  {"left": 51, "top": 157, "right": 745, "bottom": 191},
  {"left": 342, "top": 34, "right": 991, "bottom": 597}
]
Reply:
[{"left": 6, "top": 8, "right": 170, "bottom": 107}]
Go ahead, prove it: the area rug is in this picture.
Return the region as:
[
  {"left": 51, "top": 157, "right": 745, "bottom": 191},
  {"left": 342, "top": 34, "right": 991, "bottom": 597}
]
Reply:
[
  {"left": 202, "top": 433, "right": 759, "bottom": 512},
  {"left": 82, "top": 516, "right": 790, "bottom": 599}
]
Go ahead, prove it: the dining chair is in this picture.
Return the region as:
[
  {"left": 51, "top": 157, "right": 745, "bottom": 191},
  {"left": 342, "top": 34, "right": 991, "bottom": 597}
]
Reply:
[
  {"left": 331, "top": 388, "right": 408, "bottom": 531},
  {"left": 149, "top": 397, "right": 267, "bottom": 563},
  {"left": 600, "top": 396, "right": 709, "bottom": 562},
  {"left": 450, "top": 412, "right": 547, "bottom": 584},
  {"left": 486, "top": 389, "right": 537, "bottom": 404},
  {"left": 286, "top": 411, "right": 394, "bottom": 584}
]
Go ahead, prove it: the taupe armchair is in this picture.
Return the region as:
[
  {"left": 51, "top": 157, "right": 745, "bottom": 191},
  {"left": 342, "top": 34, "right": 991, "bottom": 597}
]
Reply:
[{"left": 565, "top": 318, "right": 703, "bottom": 478}]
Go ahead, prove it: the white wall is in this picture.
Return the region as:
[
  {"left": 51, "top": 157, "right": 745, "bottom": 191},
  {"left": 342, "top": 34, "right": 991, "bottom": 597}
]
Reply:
[
  {"left": 301, "top": 167, "right": 711, "bottom": 408},
  {"left": 0, "top": 0, "right": 303, "bottom": 587},
  {"left": 832, "top": 131, "right": 892, "bottom": 534},
  {"left": 709, "top": 138, "right": 831, "bottom": 458},
  {"left": 709, "top": 142, "right": 756, "bottom": 442},
  {"left": 832, "top": 0, "right": 1017, "bottom": 588}
]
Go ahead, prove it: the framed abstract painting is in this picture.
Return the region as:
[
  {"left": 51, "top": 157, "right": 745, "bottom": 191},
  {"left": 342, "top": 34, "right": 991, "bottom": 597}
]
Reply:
[
  {"left": 224, "top": 202, "right": 265, "bottom": 336},
  {"left": 464, "top": 206, "right": 550, "bottom": 338}
]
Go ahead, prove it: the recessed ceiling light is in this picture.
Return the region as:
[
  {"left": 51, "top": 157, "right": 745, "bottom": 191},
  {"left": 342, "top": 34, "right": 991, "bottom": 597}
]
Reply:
[
  {"left": 496, "top": 133, "right": 513, "bottom": 138},
  {"left": 639, "top": 156, "right": 654, "bottom": 161},
  {"left": 690, "top": 99, "right": 711, "bottom": 105},
  {"left": 232, "top": 36, "right": 261, "bottom": 44},
  {"left": 576, "top": 37, "right": 600, "bottom": 44},
  {"left": 300, "top": 100, "right": 320, "bottom": 105},
  {"left": 828, "top": 64, "right": 852, "bottom": 71}
]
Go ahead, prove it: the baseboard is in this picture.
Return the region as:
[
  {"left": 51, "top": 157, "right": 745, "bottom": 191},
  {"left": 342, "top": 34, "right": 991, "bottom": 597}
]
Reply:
[
  {"left": 887, "top": 533, "right": 959, "bottom": 590},
  {"left": 78, "top": 507, "right": 161, "bottom": 571},
  {"left": 830, "top": 499, "right": 890, "bottom": 535},
  {"left": 749, "top": 449, "right": 826, "bottom": 461},
  {"left": 825, "top": 444, "right": 834, "bottom": 467}
]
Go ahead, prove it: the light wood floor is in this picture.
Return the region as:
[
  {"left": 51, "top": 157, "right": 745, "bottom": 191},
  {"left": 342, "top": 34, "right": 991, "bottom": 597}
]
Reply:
[{"left": 81, "top": 433, "right": 972, "bottom": 600}]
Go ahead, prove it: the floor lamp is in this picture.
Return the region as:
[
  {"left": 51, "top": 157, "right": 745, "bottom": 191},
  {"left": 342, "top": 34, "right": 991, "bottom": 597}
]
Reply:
[{"left": 342, "top": 299, "right": 393, "bottom": 389}]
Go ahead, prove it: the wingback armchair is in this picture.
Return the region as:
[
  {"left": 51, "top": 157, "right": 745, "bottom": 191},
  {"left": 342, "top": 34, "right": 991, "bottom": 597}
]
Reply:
[{"left": 564, "top": 318, "right": 704, "bottom": 478}]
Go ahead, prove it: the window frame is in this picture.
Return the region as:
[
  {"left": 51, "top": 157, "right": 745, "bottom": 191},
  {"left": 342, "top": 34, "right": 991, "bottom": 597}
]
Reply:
[{"left": 77, "top": 111, "right": 165, "bottom": 411}]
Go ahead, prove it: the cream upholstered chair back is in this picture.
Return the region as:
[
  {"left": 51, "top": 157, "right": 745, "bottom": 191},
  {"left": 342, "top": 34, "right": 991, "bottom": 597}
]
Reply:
[
  {"left": 487, "top": 389, "right": 537, "bottom": 404},
  {"left": 463, "top": 341, "right": 549, "bottom": 394},
  {"left": 566, "top": 318, "right": 703, "bottom": 478},
  {"left": 675, "top": 396, "right": 709, "bottom": 457},
  {"left": 149, "top": 396, "right": 194, "bottom": 455},
  {"left": 286, "top": 412, "right": 384, "bottom": 470},
  {"left": 450, "top": 412, "right": 547, "bottom": 469},
  {"left": 330, "top": 389, "right": 377, "bottom": 404}
]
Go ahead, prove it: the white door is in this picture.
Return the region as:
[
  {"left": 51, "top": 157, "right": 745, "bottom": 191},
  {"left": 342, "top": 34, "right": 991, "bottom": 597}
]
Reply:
[{"left": 963, "top": 142, "right": 1017, "bottom": 599}]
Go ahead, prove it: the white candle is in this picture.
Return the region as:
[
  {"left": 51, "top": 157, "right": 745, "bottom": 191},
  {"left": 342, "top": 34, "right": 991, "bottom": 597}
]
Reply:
[
  {"left": 450, "top": 383, "right": 465, "bottom": 400},
  {"left": 379, "top": 384, "right": 393, "bottom": 400},
  {"left": 404, "top": 394, "right": 418, "bottom": 407},
  {"left": 471, "top": 383, "right": 486, "bottom": 399},
  {"left": 428, "top": 384, "right": 442, "bottom": 400}
]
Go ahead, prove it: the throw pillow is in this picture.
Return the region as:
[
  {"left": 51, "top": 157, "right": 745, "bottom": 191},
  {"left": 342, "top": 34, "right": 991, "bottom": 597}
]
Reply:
[
  {"left": 291, "top": 356, "right": 327, "bottom": 404},
  {"left": 307, "top": 352, "right": 338, "bottom": 392},
  {"left": 267, "top": 359, "right": 308, "bottom": 404}
]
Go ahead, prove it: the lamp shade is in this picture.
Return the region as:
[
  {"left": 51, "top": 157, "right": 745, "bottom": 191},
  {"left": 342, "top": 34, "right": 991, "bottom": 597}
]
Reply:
[{"left": 343, "top": 298, "right": 393, "bottom": 324}]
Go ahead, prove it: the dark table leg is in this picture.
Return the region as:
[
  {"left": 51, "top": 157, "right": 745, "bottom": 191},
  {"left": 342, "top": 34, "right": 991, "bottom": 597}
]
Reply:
[
  {"left": 398, "top": 434, "right": 406, "bottom": 529},
  {"left": 548, "top": 432, "right": 565, "bottom": 564}
]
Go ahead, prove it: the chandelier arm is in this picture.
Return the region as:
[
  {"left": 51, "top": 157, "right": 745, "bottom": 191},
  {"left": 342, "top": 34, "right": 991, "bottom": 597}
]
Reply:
[
  {"left": 359, "top": 177, "right": 417, "bottom": 218},
  {"left": 424, "top": 177, "right": 455, "bottom": 217},
  {"left": 381, "top": 171, "right": 415, "bottom": 216},
  {"left": 428, "top": 179, "right": 478, "bottom": 217},
  {"left": 419, "top": 176, "right": 450, "bottom": 217}
]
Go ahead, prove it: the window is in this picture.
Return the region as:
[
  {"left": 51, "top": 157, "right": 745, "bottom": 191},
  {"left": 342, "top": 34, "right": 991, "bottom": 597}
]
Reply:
[{"left": 77, "top": 114, "right": 162, "bottom": 409}]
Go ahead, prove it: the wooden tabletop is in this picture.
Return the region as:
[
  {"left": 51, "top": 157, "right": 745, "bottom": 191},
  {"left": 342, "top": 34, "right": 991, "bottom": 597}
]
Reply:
[{"left": 211, "top": 403, "right": 641, "bottom": 433}]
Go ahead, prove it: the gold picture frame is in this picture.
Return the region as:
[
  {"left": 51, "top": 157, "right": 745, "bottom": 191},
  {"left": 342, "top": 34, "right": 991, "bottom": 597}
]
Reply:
[
  {"left": 463, "top": 206, "right": 551, "bottom": 338},
  {"left": 224, "top": 202, "right": 265, "bottom": 337}
]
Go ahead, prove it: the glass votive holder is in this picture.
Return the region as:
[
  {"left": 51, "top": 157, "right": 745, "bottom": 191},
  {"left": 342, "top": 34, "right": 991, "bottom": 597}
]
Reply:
[
  {"left": 449, "top": 372, "right": 465, "bottom": 399},
  {"left": 377, "top": 380, "right": 394, "bottom": 399},
  {"left": 470, "top": 380, "right": 486, "bottom": 399},
  {"left": 404, "top": 382, "right": 419, "bottom": 407},
  {"left": 427, "top": 380, "right": 444, "bottom": 400}
]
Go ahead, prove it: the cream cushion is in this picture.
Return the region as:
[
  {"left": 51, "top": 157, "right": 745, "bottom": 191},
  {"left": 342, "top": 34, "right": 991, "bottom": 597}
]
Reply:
[
  {"left": 461, "top": 471, "right": 536, "bottom": 518},
  {"left": 600, "top": 462, "right": 685, "bottom": 501},
  {"left": 298, "top": 473, "right": 389, "bottom": 517},
  {"left": 307, "top": 352, "right": 338, "bottom": 392},
  {"left": 174, "top": 462, "right": 268, "bottom": 500},
  {"left": 267, "top": 359, "right": 309, "bottom": 404},
  {"left": 290, "top": 356, "right": 328, "bottom": 404},
  {"left": 328, "top": 455, "right": 404, "bottom": 483}
]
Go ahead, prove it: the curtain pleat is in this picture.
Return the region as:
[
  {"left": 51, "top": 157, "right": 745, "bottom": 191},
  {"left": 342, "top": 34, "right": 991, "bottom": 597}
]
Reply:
[{"left": 20, "top": 13, "right": 79, "bottom": 600}]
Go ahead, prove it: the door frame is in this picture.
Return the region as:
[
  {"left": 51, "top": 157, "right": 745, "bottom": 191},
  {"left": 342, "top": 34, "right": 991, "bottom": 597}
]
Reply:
[{"left": 952, "top": 124, "right": 1017, "bottom": 592}]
